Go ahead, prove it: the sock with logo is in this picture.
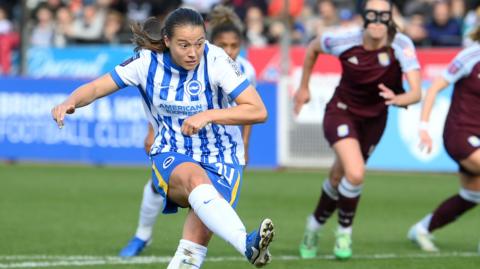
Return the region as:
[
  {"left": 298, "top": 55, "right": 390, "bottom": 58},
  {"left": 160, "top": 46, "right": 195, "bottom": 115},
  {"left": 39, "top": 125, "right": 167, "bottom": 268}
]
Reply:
[
  {"left": 166, "top": 239, "right": 207, "bottom": 269},
  {"left": 337, "top": 177, "right": 362, "bottom": 229},
  {"left": 312, "top": 179, "right": 339, "bottom": 228},
  {"left": 188, "top": 184, "right": 247, "bottom": 255}
]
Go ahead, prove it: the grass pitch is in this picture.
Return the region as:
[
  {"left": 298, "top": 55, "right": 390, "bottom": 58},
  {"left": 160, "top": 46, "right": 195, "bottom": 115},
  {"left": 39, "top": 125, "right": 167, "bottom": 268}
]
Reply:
[{"left": 1, "top": 163, "right": 479, "bottom": 268}]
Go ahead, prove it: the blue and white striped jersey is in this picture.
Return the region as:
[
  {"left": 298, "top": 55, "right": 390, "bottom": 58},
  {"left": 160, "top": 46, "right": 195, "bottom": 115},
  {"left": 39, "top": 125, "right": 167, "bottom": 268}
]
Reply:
[
  {"left": 236, "top": 56, "right": 256, "bottom": 87},
  {"left": 110, "top": 41, "right": 250, "bottom": 165}
]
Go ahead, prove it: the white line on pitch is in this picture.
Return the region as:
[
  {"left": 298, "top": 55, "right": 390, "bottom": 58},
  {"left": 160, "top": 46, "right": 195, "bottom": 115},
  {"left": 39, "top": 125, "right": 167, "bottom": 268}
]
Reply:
[{"left": 0, "top": 252, "right": 479, "bottom": 268}]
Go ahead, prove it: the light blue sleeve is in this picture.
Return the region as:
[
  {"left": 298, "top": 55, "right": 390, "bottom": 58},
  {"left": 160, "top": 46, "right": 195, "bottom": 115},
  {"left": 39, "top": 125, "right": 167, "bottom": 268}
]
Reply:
[
  {"left": 320, "top": 29, "right": 362, "bottom": 56},
  {"left": 392, "top": 33, "right": 420, "bottom": 73},
  {"left": 442, "top": 46, "right": 480, "bottom": 83}
]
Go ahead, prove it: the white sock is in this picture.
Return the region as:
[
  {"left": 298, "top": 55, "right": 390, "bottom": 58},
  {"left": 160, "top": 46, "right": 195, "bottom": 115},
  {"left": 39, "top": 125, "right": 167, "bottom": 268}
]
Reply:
[
  {"left": 337, "top": 226, "right": 352, "bottom": 235},
  {"left": 135, "top": 180, "right": 163, "bottom": 241},
  {"left": 306, "top": 214, "right": 323, "bottom": 232},
  {"left": 167, "top": 239, "right": 207, "bottom": 269},
  {"left": 188, "top": 184, "right": 247, "bottom": 256},
  {"left": 418, "top": 214, "right": 432, "bottom": 233}
]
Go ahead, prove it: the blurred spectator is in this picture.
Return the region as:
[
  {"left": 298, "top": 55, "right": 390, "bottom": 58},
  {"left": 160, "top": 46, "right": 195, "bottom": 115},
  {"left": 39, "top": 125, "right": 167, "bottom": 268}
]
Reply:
[
  {"left": 266, "top": 0, "right": 307, "bottom": 44},
  {"left": 267, "top": 16, "right": 306, "bottom": 45},
  {"left": 403, "top": 0, "right": 435, "bottom": 17},
  {"left": 425, "top": 0, "right": 462, "bottom": 47},
  {"left": 0, "top": 4, "right": 18, "bottom": 74},
  {"left": 463, "top": 1, "right": 480, "bottom": 46},
  {"left": 69, "top": 2, "right": 106, "bottom": 43},
  {"left": 224, "top": 0, "right": 268, "bottom": 21},
  {"left": 304, "top": 0, "right": 340, "bottom": 39},
  {"left": 16, "top": 0, "right": 475, "bottom": 51},
  {"left": 126, "top": 0, "right": 151, "bottom": 22},
  {"left": 30, "top": 4, "right": 55, "bottom": 46},
  {"left": 53, "top": 6, "right": 72, "bottom": 47},
  {"left": 404, "top": 13, "right": 429, "bottom": 46},
  {"left": 0, "top": 4, "right": 12, "bottom": 34},
  {"left": 245, "top": 5, "right": 268, "bottom": 47},
  {"left": 101, "top": 10, "right": 129, "bottom": 44},
  {"left": 450, "top": 0, "right": 465, "bottom": 19},
  {"left": 44, "top": 0, "right": 64, "bottom": 14},
  {"left": 68, "top": 0, "right": 83, "bottom": 15},
  {"left": 182, "top": 0, "right": 221, "bottom": 17}
]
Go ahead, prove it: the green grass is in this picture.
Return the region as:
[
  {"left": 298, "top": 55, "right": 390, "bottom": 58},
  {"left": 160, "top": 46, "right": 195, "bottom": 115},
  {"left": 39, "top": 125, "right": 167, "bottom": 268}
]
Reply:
[{"left": 1, "top": 163, "right": 479, "bottom": 268}]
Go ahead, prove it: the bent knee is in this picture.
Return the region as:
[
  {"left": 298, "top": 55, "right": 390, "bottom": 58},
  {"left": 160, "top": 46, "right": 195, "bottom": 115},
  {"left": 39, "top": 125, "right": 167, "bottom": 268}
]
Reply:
[
  {"left": 344, "top": 170, "right": 365, "bottom": 185},
  {"left": 186, "top": 175, "right": 211, "bottom": 193}
]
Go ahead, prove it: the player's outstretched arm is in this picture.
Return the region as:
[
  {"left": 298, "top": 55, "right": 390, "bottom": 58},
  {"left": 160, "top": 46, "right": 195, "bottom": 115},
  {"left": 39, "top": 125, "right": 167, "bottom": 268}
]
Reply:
[
  {"left": 294, "top": 36, "right": 323, "bottom": 115},
  {"left": 51, "top": 73, "right": 119, "bottom": 128},
  {"left": 418, "top": 77, "right": 450, "bottom": 153}
]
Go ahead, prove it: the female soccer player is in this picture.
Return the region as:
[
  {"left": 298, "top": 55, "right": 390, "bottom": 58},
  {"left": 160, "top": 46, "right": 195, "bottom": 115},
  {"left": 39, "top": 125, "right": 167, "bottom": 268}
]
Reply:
[
  {"left": 118, "top": 6, "right": 259, "bottom": 260},
  {"left": 293, "top": 0, "right": 421, "bottom": 260},
  {"left": 51, "top": 8, "right": 274, "bottom": 268},
  {"left": 408, "top": 26, "right": 480, "bottom": 252}
]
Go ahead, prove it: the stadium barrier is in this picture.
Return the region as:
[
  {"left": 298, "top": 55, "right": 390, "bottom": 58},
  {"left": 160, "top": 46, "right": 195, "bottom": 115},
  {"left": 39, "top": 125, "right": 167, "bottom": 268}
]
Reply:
[{"left": 0, "top": 46, "right": 462, "bottom": 171}]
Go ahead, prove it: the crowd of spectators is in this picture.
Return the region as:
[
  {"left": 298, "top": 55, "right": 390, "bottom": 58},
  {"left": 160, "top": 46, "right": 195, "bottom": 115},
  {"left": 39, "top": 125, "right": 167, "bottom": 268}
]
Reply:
[{"left": 0, "top": 0, "right": 479, "bottom": 74}]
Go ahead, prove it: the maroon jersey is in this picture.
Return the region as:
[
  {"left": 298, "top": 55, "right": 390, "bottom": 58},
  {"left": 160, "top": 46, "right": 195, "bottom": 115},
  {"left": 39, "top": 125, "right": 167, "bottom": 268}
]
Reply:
[
  {"left": 442, "top": 43, "right": 480, "bottom": 131},
  {"left": 320, "top": 29, "right": 420, "bottom": 117}
]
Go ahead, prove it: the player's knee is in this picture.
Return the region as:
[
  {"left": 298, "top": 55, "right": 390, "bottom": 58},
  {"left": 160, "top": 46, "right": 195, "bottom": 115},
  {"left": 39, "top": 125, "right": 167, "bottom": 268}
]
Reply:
[
  {"left": 186, "top": 175, "right": 211, "bottom": 193},
  {"left": 344, "top": 169, "right": 364, "bottom": 185}
]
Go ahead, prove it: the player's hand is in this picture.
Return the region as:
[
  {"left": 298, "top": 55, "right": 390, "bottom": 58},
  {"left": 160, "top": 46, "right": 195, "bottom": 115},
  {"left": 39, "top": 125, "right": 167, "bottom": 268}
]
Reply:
[
  {"left": 419, "top": 129, "right": 433, "bottom": 154},
  {"left": 378, "top": 83, "right": 397, "bottom": 105},
  {"left": 293, "top": 87, "right": 310, "bottom": 116},
  {"left": 182, "top": 112, "right": 211, "bottom": 136},
  {"left": 51, "top": 101, "right": 76, "bottom": 128}
]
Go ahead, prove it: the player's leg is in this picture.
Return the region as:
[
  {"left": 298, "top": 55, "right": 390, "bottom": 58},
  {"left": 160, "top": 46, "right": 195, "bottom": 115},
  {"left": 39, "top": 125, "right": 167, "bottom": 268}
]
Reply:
[
  {"left": 331, "top": 138, "right": 365, "bottom": 260},
  {"left": 167, "top": 210, "right": 211, "bottom": 269},
  {"left": 167, "top": 162, "right": 274, "bottom": 267},
  {"left": 119, "top": 179, "right": 163, "bottom": 257},
  {"left": 299, "top": 159, "right": 343, "bottom": 258},
  {"left": 408, "top": 171, "right": 479, "bottom": 252},
  {"left": 409, "top": 137, "right": 480, "bottom": 251}
]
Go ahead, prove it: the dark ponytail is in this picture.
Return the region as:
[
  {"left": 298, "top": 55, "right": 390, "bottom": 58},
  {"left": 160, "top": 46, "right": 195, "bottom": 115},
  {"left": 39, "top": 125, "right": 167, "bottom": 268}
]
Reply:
[
  {"left": 208, "top": 5, "right": 244, "bottom": 41},
  {"left": 131, "top": 8, "right": 206, "bottom": 53},
  {"left": 131, "top": 17, "right": 166, "bottom": 53}
]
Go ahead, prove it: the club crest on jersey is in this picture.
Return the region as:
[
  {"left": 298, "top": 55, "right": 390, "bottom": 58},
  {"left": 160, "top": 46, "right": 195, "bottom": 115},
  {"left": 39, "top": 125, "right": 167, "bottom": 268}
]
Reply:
[
  {"left": 185, "top": 79, "right": 204, "bottom": 96},
  {"left": 163, "top": 156, "right": 175, "bottom": 169},
  {"left": 377, "top": 52, "right": 390, "bottom": 66},
  {"left": 337, "top": 124, "right": 349, "bottom": 137},
  {"left": 468, "top": 136, "right": 480, "bottom": 147}
]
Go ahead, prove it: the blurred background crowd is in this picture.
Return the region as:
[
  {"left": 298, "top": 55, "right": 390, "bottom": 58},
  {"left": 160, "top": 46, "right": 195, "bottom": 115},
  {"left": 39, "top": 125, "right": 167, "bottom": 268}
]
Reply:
[{"left": 0, "top": 0, "right": 479, "bottom": 74}]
